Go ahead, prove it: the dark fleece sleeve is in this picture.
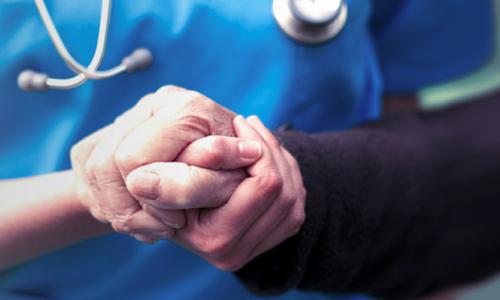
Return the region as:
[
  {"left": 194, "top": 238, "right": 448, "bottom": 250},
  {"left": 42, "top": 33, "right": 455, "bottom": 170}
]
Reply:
[{"left": 235, "top": 93, "right": 500, "bottom": 299}]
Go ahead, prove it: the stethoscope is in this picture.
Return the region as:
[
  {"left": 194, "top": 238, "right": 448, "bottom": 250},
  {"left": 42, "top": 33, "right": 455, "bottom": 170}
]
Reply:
[{"left": 18, "top": 0, "right": 347, "bottom": 92}]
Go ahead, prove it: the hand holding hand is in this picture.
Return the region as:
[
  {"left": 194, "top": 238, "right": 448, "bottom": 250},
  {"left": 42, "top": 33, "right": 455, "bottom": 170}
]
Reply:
[
  {"left": 70, "top": 85, "right": 259, "bottom": 242},
  {"left": 127, "top": 115, "right": 306, "bottom": 270}
]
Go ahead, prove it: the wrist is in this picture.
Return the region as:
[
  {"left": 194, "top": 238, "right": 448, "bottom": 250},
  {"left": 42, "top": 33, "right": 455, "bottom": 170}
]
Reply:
[
  {"left": 0, "top": 170, "right": 112, "bottom": 270},
  {"left": 62, "top": 170, "right": 113, "bottom": 237}
]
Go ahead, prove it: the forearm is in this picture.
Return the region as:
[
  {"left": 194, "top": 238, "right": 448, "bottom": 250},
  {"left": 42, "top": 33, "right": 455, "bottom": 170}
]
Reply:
[
  {"left": 0, "top": 170, "right": 111, "bottom": 270},
  {"left": 236, "top": 93, "right": 500, "bottom": 298}
]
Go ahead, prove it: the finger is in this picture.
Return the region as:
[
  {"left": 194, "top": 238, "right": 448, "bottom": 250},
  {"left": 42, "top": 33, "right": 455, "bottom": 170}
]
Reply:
[
  {"left": 217, "top": 117, "right": 296, "bottom": 268},
  {"left": 283, "top": 149, "right": 307, "bottom": 201},
  {"left": 247, "top": 116, "right": 293, "bottom": 197},
  {"left": 218, "top": 187, "right": 293, "bottom": 269},
  {"left": 245, "top": 148, "right": 306, "bottom": 259},
  {"left": 70, "top": 125, "right": 112, "bottom": 218},
  {"left": 71, "top": 125, "right": 112, "bottom": 172},
  {"left": 247, "top": 117, "right": 304, "bottom": 213},
  {"left": 248, "top": 151, "right": 307, "bottom": 260},
  {"left": 248, "top": 200, "right": 305, "bottom": 261},
  {"left": 199, "top": 116, "right": 281, "bottom": 236},
  {"left": 115, "top": 90, "right": 235, "bottom": 177},
  {"left": 126, "top": 162, "right": 246, "bottom": 210},
  {"left": 125, "top": 209, "right": 176, "bottom": 241},
  {"left": 246, "top": 116, "right": 291, "bottom": 175},
  {"left": 85, "top": 94, "right": 167, "bottom": 228},
  {"left": 177, "top": 136, "right": 262, "bottom": 170},
  {"left": 246, "top": 116, "right": 280, "bottom": 149},
  {"left": 142, "top": 204, "right": 186, "bottom": 229},
  {"left": 248, "top": 116, "right": 306, "bottom": 239}
]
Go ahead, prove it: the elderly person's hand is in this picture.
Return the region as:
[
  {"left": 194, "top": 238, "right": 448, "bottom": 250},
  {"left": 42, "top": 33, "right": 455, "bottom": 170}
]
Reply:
[
  {"left": 70, "top": 86, "right": 262, "bottom": 242},
  {"left": 127, "top": 115, "right": 306, "bottom": 271}
]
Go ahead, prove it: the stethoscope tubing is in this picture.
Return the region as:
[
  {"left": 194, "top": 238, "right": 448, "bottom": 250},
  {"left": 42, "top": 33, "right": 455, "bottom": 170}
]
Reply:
[{"left": 19, "top": 0, "right": 346, "bottom": 91}]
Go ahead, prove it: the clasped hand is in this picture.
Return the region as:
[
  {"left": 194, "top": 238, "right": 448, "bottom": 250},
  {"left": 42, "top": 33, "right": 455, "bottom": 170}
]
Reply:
[{"left": 70, "top": 86, "right": 306, "bottom": 271}]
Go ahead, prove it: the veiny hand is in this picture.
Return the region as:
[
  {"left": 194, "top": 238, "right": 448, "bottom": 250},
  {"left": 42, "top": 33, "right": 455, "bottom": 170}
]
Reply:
[
  {"left": 127, "top": 115, "right": 306, "bottom": 270},
  {"left": 70, "top": 85, "right": 261, "bottom": 243}
]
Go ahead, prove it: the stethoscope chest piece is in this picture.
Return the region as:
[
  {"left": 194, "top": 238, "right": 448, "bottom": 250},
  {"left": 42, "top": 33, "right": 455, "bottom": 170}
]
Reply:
[{"left": 273, "top": 0, "right": 348, "bottom": 45}]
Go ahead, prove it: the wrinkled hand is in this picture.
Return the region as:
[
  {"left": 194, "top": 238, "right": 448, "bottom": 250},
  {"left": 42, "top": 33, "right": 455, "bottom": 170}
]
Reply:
[
  {"left": 70, "top": 85, "right": 260, "bottom": 242},
  {"left": 127, "top": 115, "right": 306, "bottom": 270}
]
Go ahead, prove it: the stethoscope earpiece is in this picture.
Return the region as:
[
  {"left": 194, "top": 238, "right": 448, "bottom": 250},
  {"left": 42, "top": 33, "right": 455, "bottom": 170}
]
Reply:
[
  {"left": 18, "top": 70, "right": 49, "bottom": 92},
  {"left": 17, "top": 47, "right": 153, "bottom": 92},
  {"left": 122, "top": 48, "right": 153, "bottom": 73}
]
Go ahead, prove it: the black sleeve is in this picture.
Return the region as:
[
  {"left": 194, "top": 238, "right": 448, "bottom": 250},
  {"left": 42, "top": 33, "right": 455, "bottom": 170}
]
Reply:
[{"left": 235, "top": 93, "right": 500, "bottom": 299}]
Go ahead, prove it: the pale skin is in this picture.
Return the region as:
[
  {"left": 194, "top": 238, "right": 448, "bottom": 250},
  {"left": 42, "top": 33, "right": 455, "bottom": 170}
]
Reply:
[{"left": 0, "top": 85, "right": 306, "bottom": 271}]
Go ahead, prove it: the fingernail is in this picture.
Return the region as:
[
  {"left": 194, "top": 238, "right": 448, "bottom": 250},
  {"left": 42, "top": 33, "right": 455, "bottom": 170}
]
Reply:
[
  {"left": 128, "top": 171, "right": 159, "bottom": 200},
  {"left": 238, "top": 140, "right": 262, "bottom": 159}
]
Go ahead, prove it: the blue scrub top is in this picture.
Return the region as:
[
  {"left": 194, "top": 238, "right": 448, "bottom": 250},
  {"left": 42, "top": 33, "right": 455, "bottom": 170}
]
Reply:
[{"left": 0, "top": 0, "right": 494, "bottom": 299}]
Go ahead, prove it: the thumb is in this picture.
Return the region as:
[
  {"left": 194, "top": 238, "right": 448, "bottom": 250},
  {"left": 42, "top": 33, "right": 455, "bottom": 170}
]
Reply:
[
  {"left": 126, "top": 162, "right": 246, "bottom": 209},
  {"left": 177, "top": 136, "right": 262, "bottom": 170}
]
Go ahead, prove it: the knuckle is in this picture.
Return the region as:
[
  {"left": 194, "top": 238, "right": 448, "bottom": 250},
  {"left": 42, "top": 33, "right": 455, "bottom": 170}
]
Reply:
[
  {"left": 260, "top": 172, "right": 283, "bottom": 196},
  {"left": 178, "top": 90, "right": 203, "bottom": 107},
  {"left": 265, "top": 134, "right": 281, "bottom": 149},
  {"left": 300, "top": 187, "right": 307, "bottom": 201},
  {"left": 203, "top": 137, "right": 227, "bottom": 166},
  {"left": 110, "top": 214, "right": 133, "bottom": 235},
  {"left": 176, "top": 114, "right": 211, "bottom": 137},
  {"left": 172, "top": 166, "right": 193, "bottom": 200},
  {"left": 151, "top": 163, "right": 191, "bottom": 207},
  {"left": 84, "top": 163, "right": 99, "bottom": 188},
  {"left": 201, "top": 96, "right": 217, "bottom": 110},
  {"left": 89, "top": 207, "right": 107, "bottom": 224},
  {"left": 185, "top": 90, "right": 203, "bottom": 100},
  {"left": 111, "top": 221, "right": 129, "bottom": 235},
  {"left": 203, "top": 241, "right": 229, "bottom": 257},
  {"left": 267, "top": 172, "right": 284, "bottom": 191},
  {"left": 196, "top": 235, "right": 235, "bottom": 258},
  {"left": 85, "top": 156, "right": 112, "bottom": 183},
  {"left": 290, "top": 209, "right": 306, "bottom": 235},
  {"left": 136, "top": 93, "right": 155, "bottom": 107},
  {"left": 172, "top": 183, "right": 190, "bottom": 206},
  {"left": 114, "top": 146, "right": 142, "bottom": 173},
  {"left": 186, "top": 92, "right": 217, "bottom": 112},
  {"left": 277, "top": 194, "right": 296, "bottom": 211}
]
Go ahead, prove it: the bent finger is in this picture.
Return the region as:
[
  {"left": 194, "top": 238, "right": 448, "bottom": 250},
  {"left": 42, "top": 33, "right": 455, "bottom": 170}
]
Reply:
[
  {"left": 249, "top": 200, "right": 305, "bottom": 261},
  {"left": 177, "top": 136, "right": 262, "bottom": 170},
  {"left": 124, "top": 209, "right": 176, "bottom": 241},
  {"left": 142, "top": 204, "right": 186, "bottom": 229},
  {"left": 200, "top": 116, "right": 281, "bottom": 232}
]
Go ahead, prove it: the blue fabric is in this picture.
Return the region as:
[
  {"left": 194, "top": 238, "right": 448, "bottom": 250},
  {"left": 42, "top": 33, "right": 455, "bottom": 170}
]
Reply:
[
  {"left": 370, "top": 0, "right": 494, "bottom": 92},
  {"left": 0, "top": 0, "right": 493, "bottom": 299}
]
